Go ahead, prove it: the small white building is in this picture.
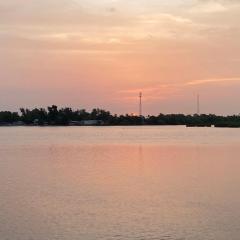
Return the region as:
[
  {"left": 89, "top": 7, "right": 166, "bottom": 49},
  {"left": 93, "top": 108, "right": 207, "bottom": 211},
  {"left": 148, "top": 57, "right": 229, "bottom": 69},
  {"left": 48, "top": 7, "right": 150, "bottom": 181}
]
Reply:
[
  {"left": 69, "top": 120, "right": 104, "bottom": 126},
  {"left": 80, "top": 120, "right": 103, "bottom": 126}
]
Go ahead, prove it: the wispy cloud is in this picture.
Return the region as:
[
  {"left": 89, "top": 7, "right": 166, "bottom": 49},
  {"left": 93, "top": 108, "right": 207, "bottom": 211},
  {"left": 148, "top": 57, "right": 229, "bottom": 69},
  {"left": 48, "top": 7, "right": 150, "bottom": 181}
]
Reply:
[
  {"left": 119, "top": 77, "right": 240, "bottom": 102},
  {"left": 190, "top": 1, "right": 227, "bottom": 13},
  {"left": 190, "top": 0, "right": 240, "bottom": 13},
  {"left": 119, "top": 83, "right": 182, "bottom": 101},
  {"left": 187, "top": 77, "right": 240, "bottom": 85},
  {"left": 138, "top": 13, "right": 193, "bottom": 25},
  {"left": 1, "top": 0, "right": 240, "bottom": 114}
]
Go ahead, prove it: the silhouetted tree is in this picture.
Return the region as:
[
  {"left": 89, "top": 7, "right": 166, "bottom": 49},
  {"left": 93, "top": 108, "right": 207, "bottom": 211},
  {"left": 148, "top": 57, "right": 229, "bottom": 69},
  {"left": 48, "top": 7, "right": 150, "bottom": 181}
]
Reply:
[{"left": 1, "top": 105, "right": 240, "bottom": 127}]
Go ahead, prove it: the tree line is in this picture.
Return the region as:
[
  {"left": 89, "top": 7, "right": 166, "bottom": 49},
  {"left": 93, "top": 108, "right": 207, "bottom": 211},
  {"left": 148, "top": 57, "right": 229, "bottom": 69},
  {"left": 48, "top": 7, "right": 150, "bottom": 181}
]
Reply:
[{"left": 0, "top": 105, "right": 240, "bottom": 127}]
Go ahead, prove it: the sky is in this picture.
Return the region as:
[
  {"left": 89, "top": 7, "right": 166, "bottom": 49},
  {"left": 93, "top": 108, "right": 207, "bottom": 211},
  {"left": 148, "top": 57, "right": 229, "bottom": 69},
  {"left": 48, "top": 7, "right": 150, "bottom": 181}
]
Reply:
[{"left": 1, "top": 0, "right": 240, "bottom": 115}]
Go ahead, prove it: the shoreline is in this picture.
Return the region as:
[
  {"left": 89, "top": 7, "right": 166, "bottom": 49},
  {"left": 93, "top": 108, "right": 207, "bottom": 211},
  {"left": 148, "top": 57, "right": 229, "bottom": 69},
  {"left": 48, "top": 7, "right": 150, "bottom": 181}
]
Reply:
[{"left": 1, "top": 124, "right": 240, "bottom": 128}]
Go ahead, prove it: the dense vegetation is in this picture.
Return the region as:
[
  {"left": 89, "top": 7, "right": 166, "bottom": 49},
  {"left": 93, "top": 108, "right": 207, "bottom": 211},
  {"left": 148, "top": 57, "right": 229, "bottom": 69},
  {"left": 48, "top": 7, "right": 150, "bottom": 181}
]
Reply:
[{"left": 0, "top": 105, "right": 240, "bottom": 127}]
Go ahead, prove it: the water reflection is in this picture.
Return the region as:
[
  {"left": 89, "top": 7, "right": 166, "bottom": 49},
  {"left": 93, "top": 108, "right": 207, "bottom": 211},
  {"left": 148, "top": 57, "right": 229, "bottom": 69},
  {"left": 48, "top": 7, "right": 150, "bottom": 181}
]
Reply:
[{"left": 1, "top": 127, "right": 240, "bottom": 240}]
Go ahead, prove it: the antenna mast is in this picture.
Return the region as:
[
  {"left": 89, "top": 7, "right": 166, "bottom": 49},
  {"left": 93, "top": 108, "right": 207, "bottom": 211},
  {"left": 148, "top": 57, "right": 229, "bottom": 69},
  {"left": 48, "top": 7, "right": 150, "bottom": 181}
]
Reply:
[
  {"left": 197, "top": 94, "right": 200, "bottom": 115},
  {"left": 139, "top": 92, "right": 142, "bottom": 117}
]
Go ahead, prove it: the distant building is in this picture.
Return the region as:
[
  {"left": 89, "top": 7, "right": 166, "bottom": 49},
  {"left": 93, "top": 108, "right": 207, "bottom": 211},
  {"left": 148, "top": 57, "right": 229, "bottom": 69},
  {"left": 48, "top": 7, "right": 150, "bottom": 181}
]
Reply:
[
  {"left": 0, "top": 122, "right": 12, "bottom": 126},
  {"left": 33, "top": 119, "right": 39, "bottom": 125},
  {"left": 0, "top": 121, "right": 25, "bottom": 126},
  {"left": 69, "top": 120, "right": 104, "bottom": 126},
  {"left": 80, "top": 120, "right": 104, "bottom": 126},
  {"left": 14, "top": 121, "right": 25, "bottom": 126},
  {"left": 69, "top": 121, "right": 81, "bottom": 126}
]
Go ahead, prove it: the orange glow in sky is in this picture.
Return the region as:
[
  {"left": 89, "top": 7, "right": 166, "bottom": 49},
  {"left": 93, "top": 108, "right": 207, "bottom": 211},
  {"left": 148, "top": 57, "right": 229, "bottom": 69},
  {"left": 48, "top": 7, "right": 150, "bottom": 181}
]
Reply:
[{"left": 1, "top": 0, "right": 240, "bottom": 114}]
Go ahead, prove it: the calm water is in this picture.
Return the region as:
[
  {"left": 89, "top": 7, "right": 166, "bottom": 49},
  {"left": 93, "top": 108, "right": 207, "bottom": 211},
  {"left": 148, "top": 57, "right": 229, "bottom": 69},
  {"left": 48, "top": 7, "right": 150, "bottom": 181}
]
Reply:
[{"left": 1, "top": 126, "right": 240, "bottom": 240}]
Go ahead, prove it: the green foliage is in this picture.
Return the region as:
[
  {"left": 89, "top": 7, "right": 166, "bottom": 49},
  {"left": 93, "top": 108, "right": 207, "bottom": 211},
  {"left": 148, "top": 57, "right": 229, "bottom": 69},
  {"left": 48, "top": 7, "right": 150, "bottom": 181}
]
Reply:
[
  {"left": 1, "top": 106, "right": 240, "bottom": 127},
  {"left": 0, "top": 111, "right": 19, "bottom": 123}
]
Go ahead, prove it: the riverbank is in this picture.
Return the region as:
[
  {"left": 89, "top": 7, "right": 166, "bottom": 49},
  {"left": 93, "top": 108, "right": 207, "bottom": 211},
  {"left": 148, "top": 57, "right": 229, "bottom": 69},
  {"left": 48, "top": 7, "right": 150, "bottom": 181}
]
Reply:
[
  {"left": 1, "top": 106, "right": 240, "bottom": 128},
  {"left": 1, "top": 123, "right": 240, "bottom": 128}
]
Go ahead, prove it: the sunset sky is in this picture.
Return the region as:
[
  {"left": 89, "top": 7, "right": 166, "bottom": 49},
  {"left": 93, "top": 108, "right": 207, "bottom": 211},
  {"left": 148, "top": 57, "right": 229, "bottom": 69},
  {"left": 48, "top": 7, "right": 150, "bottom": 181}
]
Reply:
[{"left": 1, "top": 0, "right": 240, "bottom": 115}]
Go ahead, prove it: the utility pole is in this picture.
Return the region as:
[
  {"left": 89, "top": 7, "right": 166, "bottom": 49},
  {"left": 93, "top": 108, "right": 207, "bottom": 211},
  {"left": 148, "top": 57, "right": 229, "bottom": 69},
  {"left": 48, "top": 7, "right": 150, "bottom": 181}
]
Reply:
[
  {"left": 139, "top": 92, "right": 144, "bottom": 125},
  {"left": 139, "top": 92, "right": 142, "bottom": 117},
  {"left": 197, "top": 94, "right": 200, "bottom": 115}
]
